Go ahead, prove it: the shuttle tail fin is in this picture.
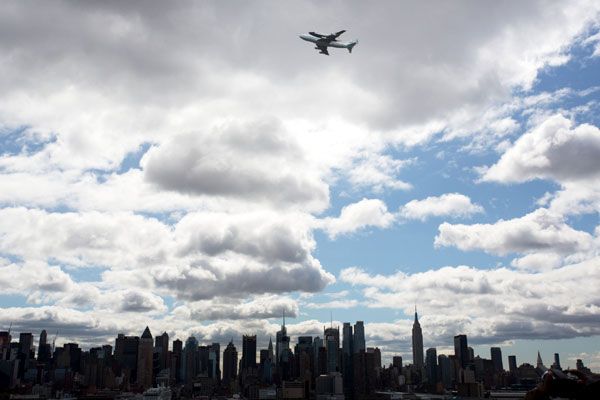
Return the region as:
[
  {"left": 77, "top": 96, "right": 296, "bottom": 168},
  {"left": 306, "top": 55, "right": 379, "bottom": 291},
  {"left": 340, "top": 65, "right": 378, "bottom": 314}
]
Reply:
[{"left": 347, "top": 40, "right": 358, "bottom": 53}]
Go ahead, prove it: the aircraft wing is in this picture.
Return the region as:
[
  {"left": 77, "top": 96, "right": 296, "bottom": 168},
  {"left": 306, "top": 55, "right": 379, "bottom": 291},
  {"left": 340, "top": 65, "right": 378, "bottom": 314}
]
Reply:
[{"left": 316, "top": 43, "right": 329, "bottom": 55}]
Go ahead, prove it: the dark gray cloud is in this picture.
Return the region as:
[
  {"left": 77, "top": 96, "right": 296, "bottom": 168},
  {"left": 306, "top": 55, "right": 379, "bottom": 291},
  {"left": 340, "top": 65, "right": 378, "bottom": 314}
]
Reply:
[
  {"left": 152, "top": 260, "right": 334, "bottom": 301},
  {"left": 143, "top": 120, "right": 329, "bottom": 209},
  {"left": 175, "top": 211, "right": 312, "bottom": 264}
]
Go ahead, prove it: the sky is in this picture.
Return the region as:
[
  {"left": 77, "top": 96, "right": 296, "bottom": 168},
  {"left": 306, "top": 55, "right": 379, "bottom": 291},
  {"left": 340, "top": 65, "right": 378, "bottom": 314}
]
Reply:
[{"left": 1, "top": 0, "right": 600, "bottom": 371}]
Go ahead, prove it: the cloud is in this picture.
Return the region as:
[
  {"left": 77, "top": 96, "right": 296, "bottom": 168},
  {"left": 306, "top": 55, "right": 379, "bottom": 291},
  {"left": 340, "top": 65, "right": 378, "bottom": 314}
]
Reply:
[
  {"left": 177, "top": 295, "right": 299, "bottom": 321},
  {"left": 0, "top": 207, "right": 171, "bottom": 269},
  {"left": 110, "top": 289, "right": 168, "bottom": 314},
  {"left": 304, "top": 299, "right": 360, "bottom": 309},
  {"left": 345, "top": 154, "right": 413, "bottom": 192},
  {"left": 435, "top": 208, "right": 594, "bottom": 259},
  {"left": 174, "top": 210, "right": 314, "bottom": 264},
  {"left": 318, "top": 198, "right": 396, "bottom": 239},
  {"left": 583, "top": 31, "right": 600, "bottom": 57},
  {"left": 151, "top": 259, "right": 334, "bottom": 301},
  {"left": 0, "top": 261, "right": 75, "bottom": 297},
  {"left": 0, "top": 207, "right": 335, "bottom": 301},
  {"left": 339, "top": 258, "right": 600, "bottom": 343},
  {"left": 481, "top": 114, "right": 600, "bottom": 183},
  {"left": 143, "top": 119, "right": 329, "bottom": 211},
  {"left": 400, "top": 193, "right": 484, "bottom": 221}
]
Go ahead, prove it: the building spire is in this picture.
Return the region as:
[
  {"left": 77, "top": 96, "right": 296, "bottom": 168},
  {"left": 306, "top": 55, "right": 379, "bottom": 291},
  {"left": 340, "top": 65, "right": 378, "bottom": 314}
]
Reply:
[
  {"left": 414, "top": 304, "right": 419, "bottom": 322},
  {"left": 282, "top": 308, "right": 285, "bottom": 327}
]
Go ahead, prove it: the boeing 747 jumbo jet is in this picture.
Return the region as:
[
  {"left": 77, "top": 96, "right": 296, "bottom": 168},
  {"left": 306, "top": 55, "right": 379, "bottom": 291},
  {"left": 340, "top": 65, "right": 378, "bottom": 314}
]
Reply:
[{"left": 299, "top": 30, "right": 358, "bottom": 55}]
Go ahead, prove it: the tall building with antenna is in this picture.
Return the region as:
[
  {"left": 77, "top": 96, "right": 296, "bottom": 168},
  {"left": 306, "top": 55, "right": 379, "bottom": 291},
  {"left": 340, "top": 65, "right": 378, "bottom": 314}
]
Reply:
[
  {"left": 412, "top": 307, "right": 424, "bottom": 370},
  {"left": 276, "top": 309, "right": 290, "bottom": 365}
]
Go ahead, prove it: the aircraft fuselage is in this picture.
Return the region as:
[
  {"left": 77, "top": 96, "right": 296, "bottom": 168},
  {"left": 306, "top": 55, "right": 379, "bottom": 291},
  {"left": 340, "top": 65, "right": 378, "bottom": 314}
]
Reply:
[{"left": 299, "top": 33, "right": 358, "bottom": 54}]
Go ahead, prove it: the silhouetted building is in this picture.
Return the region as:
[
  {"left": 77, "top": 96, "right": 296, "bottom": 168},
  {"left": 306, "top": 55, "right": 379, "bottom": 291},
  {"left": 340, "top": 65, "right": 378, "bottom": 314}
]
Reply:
[
  {"left": 316, "top": 372, "right": 344, "bottom": 400},
  {"left": 182, "top": 336, "right": 198, "bottom": 384},
  {"left": 171, "top": 338, "right": 182, "bottom": 383},
  {"left": 468, "top": 347, "right": 474, "bottom": 362},
  {"left": 223, "top": 340, "right": 237, "bottom": 385},
  {"left": 154, "top": 331, "right": 169, "bottom": 372},
  {"left": 137, "top": 326, "right": 153, "bottom": 389},
  {"left": 412, "top": 309, "right": 424, "bottom": 371},
  {"left": 210, "top": 342, "right": 220, "bottom": 380},
  {"left": 276, "top": 313, "right": 289, "bottom": 366},
  {"left": 353, "top": 321, "right": 365, "bottom": 354},
  {"left": 454, "top": 335, "right": 469, "bottom": 369},
  {"left": 536, "top": 351, "right": 546, "bottom": 372},
  {"left": 324, "top": 326, "right": 340, "bottom": 373},
  {"left": 0, "top": 331, "right": 11, "bottom": 361},
  {"left": 241, "top": 335, "right": 257, "bottom": 369},
  {"left": 552, "top": 353, "right": 561, "bottom": 370},
  {"left": 425, "top": 347, "right": 437, "bottom": 385},
  {"left": 576, "top": 359, "right": 591, "bottom": 374},
  {"left": 342, "top": 322, "right": 354, "bottom": 397},
  {"left": 508, "top": 355, "right": 517, "bottom": 376},
  {"left": 438, "top": 354, "right": 454, "bottom": 389},
  {"left": 490, "top": 347, "right": 503, "bottom": 372},
  {"left": 37, "top": 329, "right": 51, "bottom": 363}
]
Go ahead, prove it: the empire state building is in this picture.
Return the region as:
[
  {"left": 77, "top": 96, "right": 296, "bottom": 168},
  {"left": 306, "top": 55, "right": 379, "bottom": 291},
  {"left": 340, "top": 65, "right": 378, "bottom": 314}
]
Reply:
[{"left": 412, "top": 307, "right": 424, "bottom": 369}]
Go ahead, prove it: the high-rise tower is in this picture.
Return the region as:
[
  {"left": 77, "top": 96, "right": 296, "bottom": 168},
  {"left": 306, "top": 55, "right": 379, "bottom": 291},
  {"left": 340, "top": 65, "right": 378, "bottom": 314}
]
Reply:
[
  {"left": 353, "top": 321, "right": 365, "bottom": 354},
  {"left": 137, "top": 326, "right": 154, "bottom": 389},
  {"left": 490, "top": 347, "right": 503, "bottom": 372},
  {"left": 453, "top": 334, "right": 469, "bottom": 369},
  {"left": 276, "top": 310, "right": 290, "bottom": 365},
  {"left": 223, "top": 340, "right": 238, "bottom": 385},
  {"left": 241, "top": 335, "right": 257, "bottom": 369},
  {"left": 412, "top": 307, "right": 424, "bottom": 369}
]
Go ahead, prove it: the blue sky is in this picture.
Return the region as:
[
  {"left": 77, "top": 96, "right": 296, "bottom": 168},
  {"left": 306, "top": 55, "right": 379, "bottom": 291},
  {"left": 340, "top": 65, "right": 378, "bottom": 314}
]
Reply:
[{"left": 0, "top": 1, "right": 599, "bottom": 371}]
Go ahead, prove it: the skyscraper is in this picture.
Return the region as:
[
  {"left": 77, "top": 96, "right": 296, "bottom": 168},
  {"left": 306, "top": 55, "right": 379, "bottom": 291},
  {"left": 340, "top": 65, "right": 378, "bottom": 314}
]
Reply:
[
  {"left": 241, "top": 335, "right": 257, "bottom": 369},
  {"left": 268, "top": 337, "right": 274, "bottom": 362},
  {"left": 137, "top": 326, "right": 154, "bottom": 389},
  {"left": 342, "top": 323, "right": 353, "bottom": 357},
  {"left": 276, "top": 312, "right": 289, "bottom": 365},
  {"left": 223, "top": 340, "right": 238, "bottom": 385},
  {"left": 508, "top": 355, "right": 517, "bottom": 376},
  {"left": 172, "top": 339, "right": 182, "bottom": 383},
  {"left": 324, "top": 325, "right": 340, "bottom": 373},
  {"left": 453, "top": 334, "right": 468, "bottom": 369},
  {"left": 18, "top": 332, "right": 33, "bottom": 358},
  {"left": 490, "top": 347, "right": 503, "bottom": 372},
  {"left": 425, "top": 347, "right": 438, "bottom": 384},
  {"left": 182, "top": 336, "right": 198, "bottom": 384},
  {"left": 552, "top": 353, "right": 561, "bottom": 370},
  {"left": 536, "top": 351, "right": 545, "bottom": 370},
  {"left": 342, "top": 322, "right": 354, "bottom": 396},
  {"left": 412, "top": 308, "right": 424, "bottom": 369},
  {"left": 353, "top": 321, "right": 365, "bottom": 354},
  {"left": 438, "top": 354, "right": 454, "bottom": 389},
  {"left": 154, "top": 332, "right": 169, "bottom": 371},
  {"left": 210, "top": 342, "right": 220, "bottom": 380},
  {"left": 37, "top": 329, "right": 51, "bottom": 362}
]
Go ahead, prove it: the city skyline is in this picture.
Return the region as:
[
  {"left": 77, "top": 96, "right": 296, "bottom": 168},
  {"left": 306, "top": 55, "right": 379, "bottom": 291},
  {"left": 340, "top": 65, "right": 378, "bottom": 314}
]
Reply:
[
  {"left": 1, "top": 315, "right": 597, "bottom": 374},
  {"left": 1, "top": 0, "right": 600, "bottom": 382},
  {"left": 2, "top": 318, "right": 597, "bottom": 398}
]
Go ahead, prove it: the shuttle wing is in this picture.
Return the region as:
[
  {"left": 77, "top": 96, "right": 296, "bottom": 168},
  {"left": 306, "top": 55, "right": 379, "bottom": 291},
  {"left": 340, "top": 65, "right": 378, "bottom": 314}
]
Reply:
[{"left": 316, "top": 43, "right": 329, "bottom": 55}]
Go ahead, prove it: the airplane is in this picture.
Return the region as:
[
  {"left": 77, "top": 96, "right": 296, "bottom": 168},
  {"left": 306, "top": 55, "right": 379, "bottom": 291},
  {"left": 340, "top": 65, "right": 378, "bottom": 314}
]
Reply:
[{"left": 299, "top": 30, "right": 358, "bottom": 55}]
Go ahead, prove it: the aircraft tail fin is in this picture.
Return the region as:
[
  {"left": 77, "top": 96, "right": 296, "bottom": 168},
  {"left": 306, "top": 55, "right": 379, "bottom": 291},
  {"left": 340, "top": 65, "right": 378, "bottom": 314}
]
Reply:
[{"left": 347, "top": 40, "right": 358, "bottom": 53}]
